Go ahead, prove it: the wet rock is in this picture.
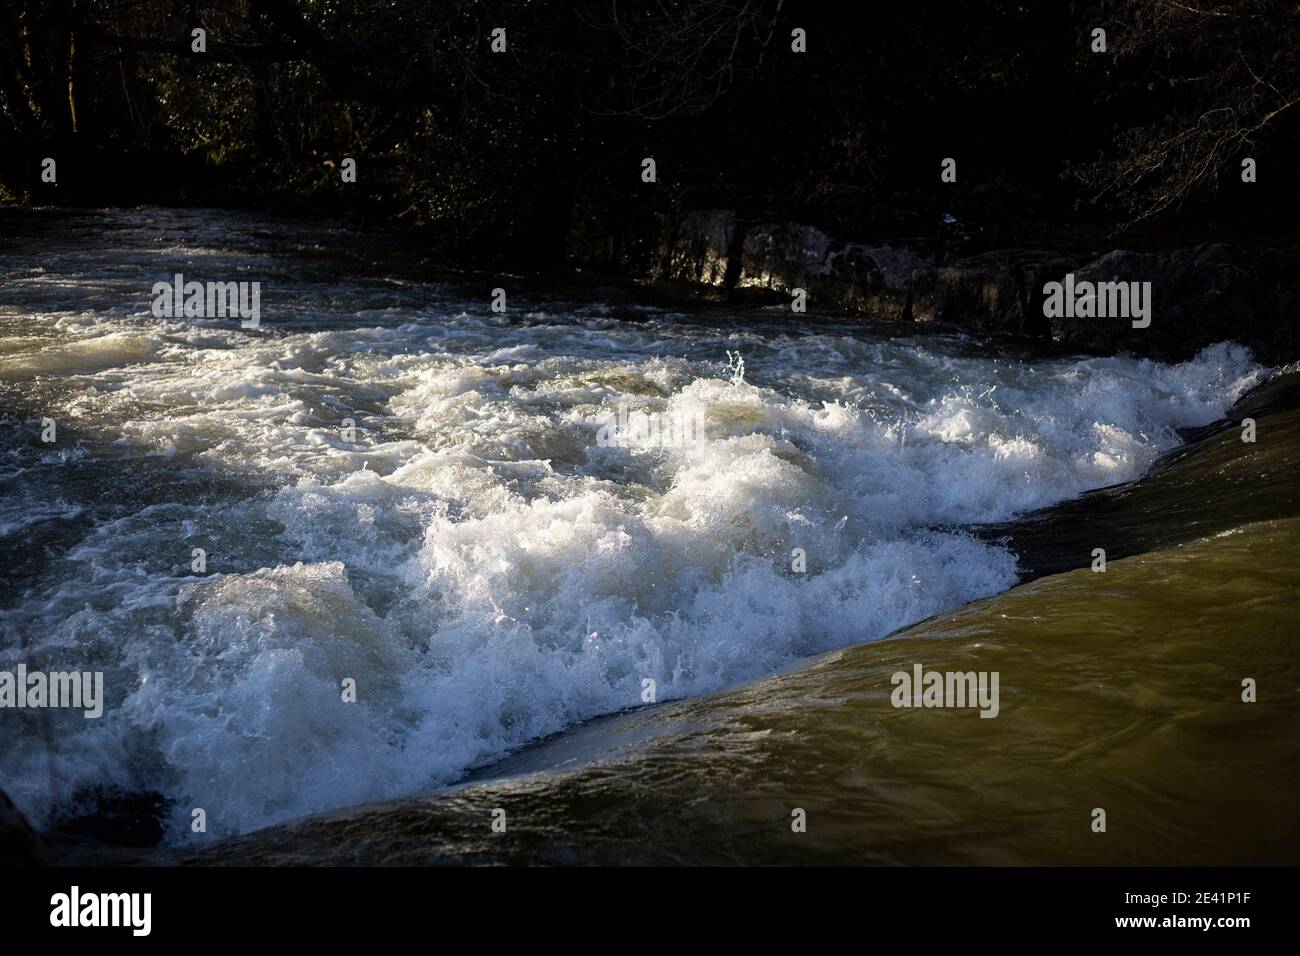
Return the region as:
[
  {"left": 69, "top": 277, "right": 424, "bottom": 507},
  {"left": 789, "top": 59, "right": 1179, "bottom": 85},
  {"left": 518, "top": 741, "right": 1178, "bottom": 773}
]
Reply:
[
  {"left": 596, "top": 208, "right": 1300, "bottom": 363},
  {"left": 1048, "top": 244, "right": 1300, "bottom": 362},
  {"left": 657, "top": 209, "right": 742, "bottom": 286},
  {"left": 911, "top": 249, "right": 1078, "bottom": 337},
  {"left": 736, "top": 221, "right": 932, "bottom": 318},
  {"left": 0, "top": 788, "right": 49, "bottom": 866}
]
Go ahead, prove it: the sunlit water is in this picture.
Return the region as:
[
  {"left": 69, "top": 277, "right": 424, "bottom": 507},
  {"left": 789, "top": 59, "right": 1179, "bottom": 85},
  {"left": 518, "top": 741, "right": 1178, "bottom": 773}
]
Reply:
[{"left": 0, "top": 207, "right": 1271, "bottom": 841}]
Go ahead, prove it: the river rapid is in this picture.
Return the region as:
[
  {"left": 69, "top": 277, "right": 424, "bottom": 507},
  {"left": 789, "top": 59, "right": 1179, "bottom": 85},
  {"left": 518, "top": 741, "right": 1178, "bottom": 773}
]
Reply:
[{"left": 0, "top": 206, "right": 1276, "bottom": 849}]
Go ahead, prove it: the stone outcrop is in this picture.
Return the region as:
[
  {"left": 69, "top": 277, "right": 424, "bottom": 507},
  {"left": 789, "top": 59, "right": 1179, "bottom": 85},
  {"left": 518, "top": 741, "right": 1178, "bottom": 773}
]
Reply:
[
  {"left": 735, "top": 223, "right": 932, "bottom": 320},
  {"left": 910, "top": 249, "right": 1079, "bottom": 337},
  {"left": 1049, "top": 244, "right": 1300, "bottom": 361},
  {"left": 657, "top": 209, "right": 742, "bottom": 287},
  {"left": 567, "top": 209, "right": 1300, "bottom": 363}
]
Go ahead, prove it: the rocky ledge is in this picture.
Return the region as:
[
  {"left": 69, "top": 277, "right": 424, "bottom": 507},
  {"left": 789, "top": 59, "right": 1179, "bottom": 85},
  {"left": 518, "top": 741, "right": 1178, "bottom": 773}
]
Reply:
[{"left": 569, "top": 209, "right": 1300, "bottom": 364}]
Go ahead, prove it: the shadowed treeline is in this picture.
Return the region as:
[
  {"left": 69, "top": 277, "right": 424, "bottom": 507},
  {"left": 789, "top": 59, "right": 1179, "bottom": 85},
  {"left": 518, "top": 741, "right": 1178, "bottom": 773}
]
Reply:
[{"left": 1, "top": 1, "right": 1297, "bottom": 264}]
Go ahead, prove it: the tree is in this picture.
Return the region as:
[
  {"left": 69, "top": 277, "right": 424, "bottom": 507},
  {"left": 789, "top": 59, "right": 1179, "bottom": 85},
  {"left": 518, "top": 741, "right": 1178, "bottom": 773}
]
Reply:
[{"left": 1070, "top": 0, "right": 1299, "bottom": 227}]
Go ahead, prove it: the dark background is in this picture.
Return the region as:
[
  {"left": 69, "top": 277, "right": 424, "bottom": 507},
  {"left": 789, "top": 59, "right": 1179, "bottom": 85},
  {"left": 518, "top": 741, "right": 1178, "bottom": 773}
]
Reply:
[{"left": 2, "top": 0, "right": 1296, "bottom": 265}]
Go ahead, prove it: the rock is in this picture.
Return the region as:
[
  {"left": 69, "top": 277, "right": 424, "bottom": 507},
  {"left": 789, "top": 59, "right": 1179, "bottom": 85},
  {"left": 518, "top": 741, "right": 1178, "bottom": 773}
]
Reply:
[
  {"left": 911, "top": 249, "right": 1078, "bottom": 337},
  {"left": 1049, "top": 244, "right": 1300, "bottom": 362},
  {"left": 587, "top": 207, "right": 1300, "bottom": 363},
  {"left": 0, "top": 788, "right": 50, "bottom": 866},
  {"left": 735, "top": 221, "right": 932, "bottom": 318},
  {"left": 658, "top": 209, "right": 742, "bottom": 286}
]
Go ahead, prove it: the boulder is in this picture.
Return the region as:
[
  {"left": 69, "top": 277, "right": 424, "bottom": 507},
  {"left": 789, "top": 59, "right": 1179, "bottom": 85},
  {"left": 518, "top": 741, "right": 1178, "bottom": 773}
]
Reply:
[
  {"left": 911, "top": 249, "right": 1079, "bottom": 337},
  {"left": 591, "top": 206, "right": 1300, "bottom": 364},
  {"left": 736, "top": 221, "right": 932, "bottom": 318},
  {"left": 1049, "top": 244, "right": 1300, "bottom": 362},
  {"left": 656, "top": 209, "right": 742, "bottom": 286}
]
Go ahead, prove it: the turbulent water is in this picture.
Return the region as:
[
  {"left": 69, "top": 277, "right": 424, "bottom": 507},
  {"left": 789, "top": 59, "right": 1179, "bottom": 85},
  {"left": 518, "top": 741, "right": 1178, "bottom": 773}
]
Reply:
[
  {"left": 0, "top": 207, "right": 1273, "bottom": 844},
  {"left": 186, "top": 382, "right": 1300, "bottom": 867}
]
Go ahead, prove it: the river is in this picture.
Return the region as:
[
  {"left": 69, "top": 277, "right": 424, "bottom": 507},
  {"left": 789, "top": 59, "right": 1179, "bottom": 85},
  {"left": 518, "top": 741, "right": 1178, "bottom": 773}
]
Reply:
[{"left": 0, "top": 206, "right": 1291, "bottom": 862}]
